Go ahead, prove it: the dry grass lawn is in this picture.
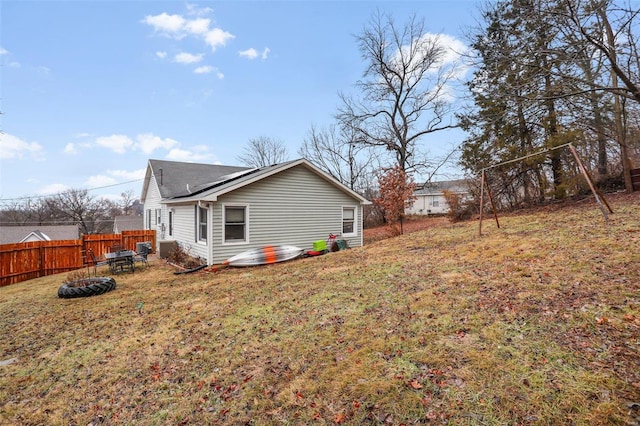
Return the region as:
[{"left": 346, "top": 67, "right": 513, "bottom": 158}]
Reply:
[{"left": 1, "top": 193, "right": 639, "bottom": 425}]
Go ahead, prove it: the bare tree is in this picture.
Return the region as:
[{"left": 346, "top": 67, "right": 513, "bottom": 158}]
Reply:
[
  {"left": 48, "top": 189, "right": 113, "bottom": 234},
  {"left": 236, "top": 136, "right": 290, "bottom": 168},
  {"left": 561, "top": 0, "right": 640, "bottom": 103},
  {"left": 556, "top": 0, "right": 640, "bottom": 191},
  {"left": 337, "top": 11, "right": 462, "bottom": 173},
  {"left": 298, "top": 124, "right": 376, "bottom": 192},
  {"left": 120, "top": 190, "right": 136, "bottom": 216},
  {"left": 1, "top": 188, "right": 142, "bottom": 232}
]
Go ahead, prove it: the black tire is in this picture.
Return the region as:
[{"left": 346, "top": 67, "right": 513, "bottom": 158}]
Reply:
[{"left": 58, "top": 277, "right": 116, "bottom": 299}]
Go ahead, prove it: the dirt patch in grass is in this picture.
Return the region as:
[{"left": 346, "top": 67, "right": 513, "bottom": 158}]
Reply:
[
  {"left": 1, "top": 193, "right": 639, "bottom": 425},
  {"left": 364, "top": 215, "right": 449, "bottom": 244}
]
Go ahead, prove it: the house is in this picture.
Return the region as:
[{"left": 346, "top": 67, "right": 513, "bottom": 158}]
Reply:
[
  {"left": 140, "top": 158, "right": 371, "bottom": 265},
  {"left": 113, "top": 215, "right": 143, "bottom": 233},
  {"left": 0, "top": 225, "right": 80, "bottom": 245},
  {"left": 406, "top": 179, "right": 471, "bottom": 215}
]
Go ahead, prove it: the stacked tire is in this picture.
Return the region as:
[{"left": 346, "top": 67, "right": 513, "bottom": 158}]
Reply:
[{"left": 58, "top": 277, "right": 117, "bottom": 299}]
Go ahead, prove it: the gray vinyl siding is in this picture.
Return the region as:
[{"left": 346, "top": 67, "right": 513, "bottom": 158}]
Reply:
[
  {"left": 166, "top": 204, "right": 209, "bottom": 263},
  {"left": 143, "top": 178, "right": 164, "bottom": 238},
  {"left": 210, "top": 166, "right": 362, "bottom": 264}
]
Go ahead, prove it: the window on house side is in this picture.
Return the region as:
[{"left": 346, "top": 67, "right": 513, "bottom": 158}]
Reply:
[
  {"left": 199, "top": 207, "right": 207, "bottom": 242},
  {"left": 342, "top": 207, "right": 355, "bottom": 235},
  {"left": 225, "top": 206, "right": 246, "bottom": 242},
  {"left": 168, "top": 211, "right": 173, "bottom": 236}
]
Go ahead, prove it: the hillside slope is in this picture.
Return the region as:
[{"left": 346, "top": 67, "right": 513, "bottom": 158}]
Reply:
[{"left": 1, "top": 193, "right": 639, "bottom": 425}]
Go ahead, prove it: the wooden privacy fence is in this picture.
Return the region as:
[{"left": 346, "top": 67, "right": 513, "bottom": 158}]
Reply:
[{"left": 0, "top": 230, "right": 156, "bottom": 287}]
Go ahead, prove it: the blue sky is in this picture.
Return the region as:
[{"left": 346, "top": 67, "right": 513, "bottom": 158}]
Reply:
[{"left": 0, "top": 0, "right": 479, "bottom": 203}]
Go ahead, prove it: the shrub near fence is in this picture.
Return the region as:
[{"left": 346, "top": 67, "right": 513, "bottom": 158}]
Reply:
[{"left": 0, "top": 230, "right": 155, "bottom": 287}]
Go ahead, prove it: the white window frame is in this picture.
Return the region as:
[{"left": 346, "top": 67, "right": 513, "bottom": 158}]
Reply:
[
  {"left": 198, "top": 206, "right": 208, "bottom": 243},
  {"left": 222, "top": 204, "right": 250, "bottom": 245},
  {"left": 342, "top": 206, "right": 357, "bottom": 237}
]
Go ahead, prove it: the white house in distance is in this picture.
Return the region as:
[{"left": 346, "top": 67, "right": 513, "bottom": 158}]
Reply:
[
  {"left": 406, "top": 179, "right": 471, "bottom": 215},
  {"left": 140, "top": 158, "right": 371, "bottom": 265}
]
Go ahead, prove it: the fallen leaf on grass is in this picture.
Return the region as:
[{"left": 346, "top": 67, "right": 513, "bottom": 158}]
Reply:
[{"left": 408, "top": 379, "right": 422, "bottom": 389}]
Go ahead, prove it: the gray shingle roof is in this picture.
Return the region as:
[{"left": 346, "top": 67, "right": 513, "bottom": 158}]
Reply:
[
  {"left": 415, "top": 179, "right": 470, "bottom": 196},
  {"left": 113, "top": 215, "right": 143, "bottom": 232},
  {"left": 148, "top": 159, "right": 253, "bottom": 199},
  {"left": 147, "top": 158, "right": 370, "bottom": 205},
  {"left": 0, "top": 225, "right": 80, "bottom": 245}
]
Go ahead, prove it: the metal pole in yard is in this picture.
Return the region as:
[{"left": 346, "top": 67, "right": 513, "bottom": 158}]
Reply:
[
  {"left": 479, "top": 169, "right": 485, "bottom": 236},
  {"left": 484, "top": 172, "right": 500, "bottom": 230},
  {"left": 568, "top": 144, "right": 611, "bottom": 222}
]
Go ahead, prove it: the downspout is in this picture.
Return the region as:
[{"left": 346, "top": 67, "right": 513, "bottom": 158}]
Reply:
[{"left": 198, "top": 200, "right": 213, "bottom": 266}]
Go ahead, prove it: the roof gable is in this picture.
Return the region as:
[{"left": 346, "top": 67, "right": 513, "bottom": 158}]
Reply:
[
  {"left": 20, "top": 230, "right": 51, "bottom": 243},
  {"left": 152, "top": 158, "right": 370, "bottom": 205}
]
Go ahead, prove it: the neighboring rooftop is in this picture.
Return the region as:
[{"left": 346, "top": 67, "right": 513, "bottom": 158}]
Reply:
[
  {"left": 113, "top": 215, "right": 143, "bottom": 233},
  {"left": 415, "top": 179, "right": 470, "bottom": 196},
  {"left": 0, "top": 225, "right": 80, "bottom": 245}
]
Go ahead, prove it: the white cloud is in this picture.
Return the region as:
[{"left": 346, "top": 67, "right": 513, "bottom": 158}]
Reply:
[
  {"left": 166, "top": 147, "right": 212, "bottom": 162},
  {"left": 186, "top": 3, "right": 213, "bottom": 17},
  {"left": 395, "top": 33, "right": 469, "bottom": 78},
  {"left": 142, "top": 12, "right": 186, "bottom": 36},
  {"left": 239, "top": 47, "right": 270, "bottom": 61},
  {"left": 239, "top": 48, "right": 258, "bottom": 60},
  {"left": 0, "top": 133, "right": 44, "bottom": 160},
  {"left": 193, "top": 65, "right": 224, "bottom": 78},
  {"left": 0, "top": 47, "right": 21, "bottom": 67},
  {"left": 156, "top": 51, "right": 167, "bottom": 59},
  {"left": 204, "top": 28, "right": 234, "bottom": 51},
  {"left": 64, "top": 143, "right": 78, "bottom": 155},
  {"left": 109, "top": 168, "right": 146, "bottom": 181},
  {"left": 95, "top": 134, "right": 134, "bottom": 154},
  {"left": 135, "top": 133, "right": 178, "bottom": 155},
  {"left": 388, "top": 32, "right": 470, "bottom": 103},
  {"left": 142, "top": 10, "right": 234, "bottom": 52},
  {"left": 174, "top": 52, "right": 204, "bottom": 64},
  {"left": 85, "top": 174, "right": 118, "bottom": 188},
  {"left": 194, "top": 65, "right": 213, "bottom": 74},
  {"left": 185, "top": 18, "right": 210, "bottom": 35},
  {"left": 37, "top": 183, "right": 70, "bottom": 196}
]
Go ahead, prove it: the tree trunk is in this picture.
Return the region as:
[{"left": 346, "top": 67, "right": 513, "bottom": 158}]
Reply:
[
  {"left": 544, "top": 70, "right": 563, "bottom": 198},
  {"left": 600, "top": 7, "right": 633, "bottom": 192}
]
